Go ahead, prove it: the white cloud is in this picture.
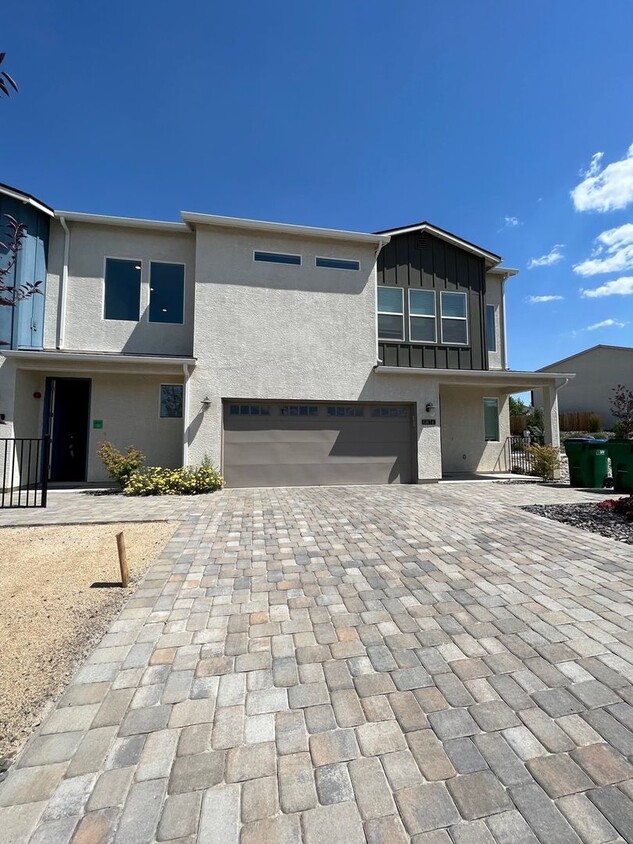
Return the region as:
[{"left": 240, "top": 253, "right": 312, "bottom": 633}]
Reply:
[
  {"left": 574, "top": 223, "right": 633, "bottom": 276},
  {"left": 527, "top": 244, "right": 565, "bottom": 269},
  {"left": 526, "top": 295, "right": 564, "bottom": 303},
  {"left": 504, "top": 216, "right": 520, "bottom": 227},
  {"left": 581, "top": 276, "right": 633, "bottom": 298},
  {"left": 587, "top": 318, "right": 628, "bottom": 330},
  {"left": 571, "top": 143, "right": 633, "bottom": 212}
]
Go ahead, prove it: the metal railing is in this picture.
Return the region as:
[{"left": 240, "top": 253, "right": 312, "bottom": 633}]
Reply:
[
  {"left": 504, "top": 435, "right": 545, "bottom": 475},
  {"left": 0, "top": 436, "right": 49, "bottom": 508}
]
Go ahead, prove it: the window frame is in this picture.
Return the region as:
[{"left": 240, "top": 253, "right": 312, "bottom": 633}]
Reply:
[
  {"left": 253, "top": 250, "right": 302, "bottom": 266},
  {"left": 483, "top": 397, "right": 500, "bottom": 442},
  {"left": 102, "top": 256, "right": 142, "bottom": 322},
  {"left": 315, "top": 256, "right": 361, "bottom": 271},
  {"left": 486, "top": 304, "right": 497, "bottom": 353},
  {"left": 440, "top": 291, "right": 469, "bottom": 346},
  {"left": 159, "top": 384, "right": 184, "bottom": 419},
  {"left": 148, "top": 260, "right": 186, "bottom": 326},
  {"left": 377, "top": 286, "right": 405, "bottom": 342},
  {"left": 408, "top": 288, "right": 437, "bottom": 345}
]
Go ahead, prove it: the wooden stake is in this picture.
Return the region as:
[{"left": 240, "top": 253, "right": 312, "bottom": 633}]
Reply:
[{"left": 116, "top": 531, "right": 129, "bottom": 588}]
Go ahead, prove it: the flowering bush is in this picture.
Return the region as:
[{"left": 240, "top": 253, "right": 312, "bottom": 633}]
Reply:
[
  {"left": 124, "top": 457, "right": 223, "bottom": 496},
  {"left": 97, "top": 442, "right": 145, "bottom": 489}
]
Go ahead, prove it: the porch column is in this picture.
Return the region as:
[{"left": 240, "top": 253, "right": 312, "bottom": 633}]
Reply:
[{"left": 542, "top": 384, "right": 561, "bottom": 480}]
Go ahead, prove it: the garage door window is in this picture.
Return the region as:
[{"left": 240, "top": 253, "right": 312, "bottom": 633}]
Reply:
[
  {"left": 280, "top": 405, "right": 318, "bottom": 416},
  {"left": 371, "top": 406, "right": 409, "bottom": 418},
  {"left": 229, "top": 404, "right": 271, "bottom": 415},
  {"left": 327, "top": 406, "right": 364, "bottom": 417}
]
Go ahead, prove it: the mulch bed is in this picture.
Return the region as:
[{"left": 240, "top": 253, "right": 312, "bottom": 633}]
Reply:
[{"left": 523, "top": 503, "right": 633, "bottom": 545}]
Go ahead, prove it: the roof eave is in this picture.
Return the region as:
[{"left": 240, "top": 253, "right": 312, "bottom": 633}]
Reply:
[{"left": 55, "top": 211, "right": 189, "bottom": 232}]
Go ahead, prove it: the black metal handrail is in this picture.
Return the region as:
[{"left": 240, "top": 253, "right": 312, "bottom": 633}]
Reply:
[
  {"left": 0, "top": 436, "right": 49, "bottom": 508},
  {"left": 504, "top": 434, "right": 545, "bottom": 475}
]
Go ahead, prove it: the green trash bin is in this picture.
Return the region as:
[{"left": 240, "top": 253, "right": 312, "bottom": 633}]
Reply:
[
  {"left": 564, "top": 438, "right": 609, "bottom": 488},
  {"left": 607, "top": 439, "right": 633, "bottom": 493}
]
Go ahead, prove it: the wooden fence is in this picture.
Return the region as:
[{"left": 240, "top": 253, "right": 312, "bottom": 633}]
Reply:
[{"left": 511, "top": 411, "right": 601, "bottom": 434}]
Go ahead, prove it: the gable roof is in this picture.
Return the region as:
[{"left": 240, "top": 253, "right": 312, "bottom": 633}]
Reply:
[
  {"left": 374, "top": 221, "right": 501, "bottom": 265},
  {"left": 538, "top": 344, "right": 633, "bottom": 371},
  {"left": 0, "top": 182, "right": 54, "bottom": 217}
]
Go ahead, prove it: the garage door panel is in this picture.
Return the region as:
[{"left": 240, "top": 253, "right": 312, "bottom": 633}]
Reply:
[{"left": 223, "top": 401, "right": 414, "bottom": 487}]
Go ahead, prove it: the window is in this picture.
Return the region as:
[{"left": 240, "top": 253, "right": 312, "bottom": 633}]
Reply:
[
  {"left": 229, "top": 404, "right": 271, "bottom": 415},
  {"left": 280, "top": 405, "right": 318, "bottom": 417},
  {"left": 327, "top": 405, "right": 364, "bottom": 417},
  {"left": 149, "top": 263, "right": 185, "bottom": 324},
  {"left": 377, "top": 287, "right": 404, "bottom": 341},
  {"left": 486, "top": 304, "right": 496, "bottom": 353},
  {"left": 409, "top": 289, "right": 436, "bottom": 343},
  {"left": 315, "top": 257, "right": 360, "bottom": 271},
  {"left": 440, "top": 291, "right": 468, "bottom": 345},
  {"left": 254, "top": 251, "right": 301, "bottom": 265},
  {"left": 104, "top": 258, "right": 141, "bottom": 321},
  {"left": 483, "top": 398, "right": 499, "bottom": 441},
  {"left": 160, "top": 384, "right": 183, "bottom": 418},
  {"left": 371, "top": 406, "right": 409, "bottom": 418}
]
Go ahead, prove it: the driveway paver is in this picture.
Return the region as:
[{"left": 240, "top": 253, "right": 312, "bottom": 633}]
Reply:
[{"left": 2, "top": 482, "right": 633, "bottom": 842}]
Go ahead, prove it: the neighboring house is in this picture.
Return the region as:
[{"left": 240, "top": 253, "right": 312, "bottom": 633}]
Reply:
[
  {"left": 536, "top": 345, "right": 633, "bottom": 429},
  {"left": 0, "top": 183, "right": 571, "bottom": 487}
]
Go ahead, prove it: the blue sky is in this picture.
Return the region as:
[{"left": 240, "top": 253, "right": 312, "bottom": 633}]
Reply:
[{"left": 3, "top": 1, "right": 633, "bottom": 373}]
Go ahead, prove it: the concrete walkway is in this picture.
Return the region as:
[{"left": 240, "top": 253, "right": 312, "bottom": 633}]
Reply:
[{"left": 1, "top": 482, "right": 633, "bottom": 843}]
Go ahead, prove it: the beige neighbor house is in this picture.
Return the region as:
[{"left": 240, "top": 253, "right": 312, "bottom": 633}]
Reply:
[
  {"left": 536, "top": 345, "right": 633, "bottom": 430},
  {"left": 0, "top": 183, "right": 571, "bottom": 487}
]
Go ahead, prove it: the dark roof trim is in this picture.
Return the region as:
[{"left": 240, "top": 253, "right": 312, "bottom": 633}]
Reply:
[
  {"left": 374, "top": 220, "right": 502, "bottom": 265},
  {"left": 0, "top": 182, "right": 54, "bottom": 217}
]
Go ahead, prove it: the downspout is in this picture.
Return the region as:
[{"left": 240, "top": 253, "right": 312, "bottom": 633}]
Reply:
[
  {"left": 182, "top": 362, "right": 191, "bottom": 467},
  {"left": 57, "top": 216, "right": 70, "bottom": 349}
]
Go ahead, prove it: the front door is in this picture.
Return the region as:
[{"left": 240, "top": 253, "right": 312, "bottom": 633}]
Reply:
[{"left": 45, "top": 378, "right": 91, "bottom": 482}]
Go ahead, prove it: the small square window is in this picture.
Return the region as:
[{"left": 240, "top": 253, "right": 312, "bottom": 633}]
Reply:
[{"left": 160, "top": 384, "right": 183, "bottom": 418}]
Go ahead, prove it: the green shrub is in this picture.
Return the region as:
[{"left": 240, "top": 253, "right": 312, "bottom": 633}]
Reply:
[
  {"left": 97, "top": 442, "right": 145, "bottom": 489},
  {"left": 527, "top": 444, "right": 560, "bottom": 481},
  {"left": 613, "top": 420, "right": 631, "bottom": 439},
  {"left": 124, "top": 457, "right": 223, "bottom": 496}
]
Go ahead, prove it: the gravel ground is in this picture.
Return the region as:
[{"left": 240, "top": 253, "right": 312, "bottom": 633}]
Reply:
[
  {"left": 0, "top": 521, "right": 176, "bottom": 761},
  {"left": 523, "top": 502, "right": 633, "bottom": 544}
]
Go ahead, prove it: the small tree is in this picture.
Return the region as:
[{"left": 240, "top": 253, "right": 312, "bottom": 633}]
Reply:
[
  {"left": 509, "top": 396, "right": 528, "bottom": 416},
  {"left": 610, "top": 384, "right": 633, "bottom": 437},
  {"left": 0, "top": 216, "right": 43, "bottom": 308},
  {"left": 0, "top": 53, "right": 18, "bottom": 99}
]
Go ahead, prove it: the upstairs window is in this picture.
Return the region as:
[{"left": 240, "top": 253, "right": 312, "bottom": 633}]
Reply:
[
  {"left": 409, "top": 289, "right": 436, "bottom": 343},
  {"left": 377, "top": 287, "right": 404, "bottom": 341},
  {"left": 149, "top": 262, "right": 185, "bottom": 324},
  {"left": 254, "top": 251, "right": 301, "bottom": 265},
  {"left": 483, "top": 397, "right": 499, "bottom": 441},
  {"left": 440, "top": 291, "right": 468, "bottom": 345},
  {"left": 486, "top": 304, "right": 497, "bottom": 352},
  {"left": 104, "top": 258, "right": 141, "bottom": 321},
  {"left": 316, "top": 257, "right": 360, "bottom": 271}
]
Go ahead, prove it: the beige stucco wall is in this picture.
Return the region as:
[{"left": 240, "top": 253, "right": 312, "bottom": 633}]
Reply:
[
  {"left": 11, "top": 368, "right": 182, "bottom": 482},
  {"left": 538, "top": 347, "right": 633, "bottom": 428},
  {"left": 44, "top": 221, "right": 195, "bottom": 356},
  {"left": 186, "top": 226, "right": 447, "bottom": 480},
  {"left": 440, "top": 386, "right": 510, "bottom": 474},
  {"left": 485, "top": 275, "right": 506, "bottom": 370}
]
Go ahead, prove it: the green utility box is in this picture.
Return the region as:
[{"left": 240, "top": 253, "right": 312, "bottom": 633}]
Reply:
[
  {"left": 607, "top": 439, "right": 633, "bottom": 493},
  {"left": 564, "top": 438, "right": 609, "bottom": 488}
]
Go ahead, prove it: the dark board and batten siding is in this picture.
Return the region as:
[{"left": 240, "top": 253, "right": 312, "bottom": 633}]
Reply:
[{"left": 378, "top": 231, "right": 488, "bottom": 371}]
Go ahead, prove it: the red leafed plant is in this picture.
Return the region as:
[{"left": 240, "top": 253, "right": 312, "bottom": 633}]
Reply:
[{"left": 599, "top": 496, "right": 633, "bottom": 519}]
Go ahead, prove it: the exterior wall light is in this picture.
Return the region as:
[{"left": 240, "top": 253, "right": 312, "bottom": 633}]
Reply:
[
  {"left": 425, "top": 402, "right": 437, "bottom": 414},
  {"left": 201, "top": 396, "right": 212, "bottom": 410}
]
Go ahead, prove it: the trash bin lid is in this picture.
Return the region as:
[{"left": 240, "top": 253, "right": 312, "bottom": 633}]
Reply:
[{"left": 564, "top": 438, "right": 593, "bottom": 442}]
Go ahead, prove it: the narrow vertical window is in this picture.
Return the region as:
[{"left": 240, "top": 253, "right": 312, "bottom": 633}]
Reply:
[
  {"left": 486, "top": 304, "right": 497, "bottom": 352},
  {"left": 377, "top": 287, "right": 404, "bottom": 341},
  {"left": 104, "top": 258, "right": 141, "bottom": 321},
  {"left": 440, "top": 291, "right": 468, "bottom": 345},
  {"left": 150, "top": 263, "right": 185, "bottom": 324},
  {"left": 483, "top": 397, "right": 500, "bottom": 441},
  {"left": 409, "top": 289, "right": 436, "bottom": 343}
]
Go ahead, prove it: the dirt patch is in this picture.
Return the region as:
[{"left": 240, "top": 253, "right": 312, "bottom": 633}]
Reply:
[{"left": 0, "top": 521, "right": 177, "bottom": 760}]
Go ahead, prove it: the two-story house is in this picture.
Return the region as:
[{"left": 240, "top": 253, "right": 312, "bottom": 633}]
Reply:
[{"left": 0, "top": 183, "right": 571, "bottom": 487}]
